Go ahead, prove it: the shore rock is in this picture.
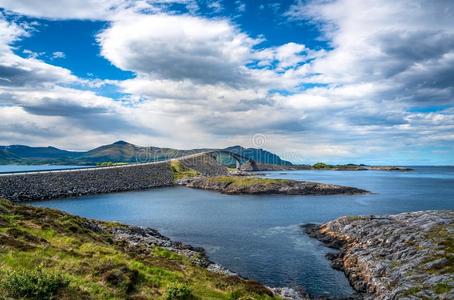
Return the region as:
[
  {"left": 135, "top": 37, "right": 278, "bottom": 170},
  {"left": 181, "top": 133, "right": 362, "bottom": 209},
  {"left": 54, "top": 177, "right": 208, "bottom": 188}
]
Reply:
[{"left": 304, "top": 210, "right": 454, "bottom": 299}]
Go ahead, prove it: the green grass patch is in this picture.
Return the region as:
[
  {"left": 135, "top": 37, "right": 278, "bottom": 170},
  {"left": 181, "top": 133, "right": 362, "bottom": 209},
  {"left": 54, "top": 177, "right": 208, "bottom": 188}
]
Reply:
[
  {"left": 433, "top": 282, "right": 451, "bottom": 294},
  {"left": 312, "top": 162, "right": 333, "bottom": 169},
  {"left": 170, "top": 160, "right": 199, "bottom": 180},
  {"left": 425, "top": 223, "right": 454, "bottom": 274},
  {"left": 207, "top": 176, "right": 290, "bottom": 188}
]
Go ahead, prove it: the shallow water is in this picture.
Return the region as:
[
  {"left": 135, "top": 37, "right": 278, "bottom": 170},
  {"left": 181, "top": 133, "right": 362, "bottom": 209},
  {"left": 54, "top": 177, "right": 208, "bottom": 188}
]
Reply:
[{"left": 31, "top": 166, "right": 454, "bottom": 298}]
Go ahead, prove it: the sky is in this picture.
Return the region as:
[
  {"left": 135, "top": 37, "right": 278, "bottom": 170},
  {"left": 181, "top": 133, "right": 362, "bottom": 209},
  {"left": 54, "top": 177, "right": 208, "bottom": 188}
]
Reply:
[{"left": 0, "top": 0, "right": 453, "bottom": 165}]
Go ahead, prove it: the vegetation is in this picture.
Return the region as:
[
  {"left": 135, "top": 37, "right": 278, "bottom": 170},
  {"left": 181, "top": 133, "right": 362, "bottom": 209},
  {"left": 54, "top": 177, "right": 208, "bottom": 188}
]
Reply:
[
  {"left": 0, "top": 198, "right": 277, "bottom": 299},
  {"left": 165, "top": 283, "right": 192, "bottom": 299},
  {"left": 312, "top": 162, "right": 332, "bottom": 169},
  {"left": 207, "top": 176, "right": 290, "bottom": 188},
  {"left": 400, "top": 222, "right": 453, "bottom": 297},
  {"left": 2, "top": 267, "right": 69, "bottom": 299},
  {"left": 170, "top": 160, "right": 199, "bottom": 180},
  {"left": 312, "top": 162, "right": 367, "bottom": 170},
  {"left": 426, "top": 223, "right": 454, "bottom": 274}
]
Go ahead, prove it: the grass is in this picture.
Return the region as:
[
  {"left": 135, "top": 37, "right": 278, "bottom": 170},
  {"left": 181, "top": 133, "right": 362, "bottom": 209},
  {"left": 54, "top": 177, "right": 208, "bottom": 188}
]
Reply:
[
  {"left": 398, "top": 222, "right": 454, "bottom": 297},
  {"left": 0, "top": 198, "right": 277, "bottom": 299},
  {"left": 207, "top": 176, "right": 290, "bottom": 188},
  {"left": 2, "top": 266, "right": 69, "bottom": 299},
  {"left": 312, "top": 162, "right": 333, "bottom": 169},
  {"left": 170, "top": 160, "right": 200, "bottom": 180},
  {"left": 425, "top": 223, "right": 454, "bottom": 274}
]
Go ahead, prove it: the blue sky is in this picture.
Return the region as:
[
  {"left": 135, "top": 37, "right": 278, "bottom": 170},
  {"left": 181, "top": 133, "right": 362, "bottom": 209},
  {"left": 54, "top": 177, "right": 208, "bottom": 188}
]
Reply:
[{"left": 0, "top": 0, "right": 453, "bottom": 165}]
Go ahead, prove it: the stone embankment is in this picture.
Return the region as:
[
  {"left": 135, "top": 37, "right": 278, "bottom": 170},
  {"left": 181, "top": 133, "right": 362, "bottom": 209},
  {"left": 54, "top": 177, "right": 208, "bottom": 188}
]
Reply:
[
  {"left": 0, "top": 153, "right": 228, "bottom": 202},
  {"left": 179, "top": 176, "right": 369, "bottom": 195},
  {"left": 304, "top": 210, "right": 454, "bottom": 299}
]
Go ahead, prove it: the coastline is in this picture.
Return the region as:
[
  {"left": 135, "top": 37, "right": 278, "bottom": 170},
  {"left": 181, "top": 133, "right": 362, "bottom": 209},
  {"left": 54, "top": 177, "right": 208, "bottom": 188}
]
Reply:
[
  {"left": 303, "top": 211, "right": 454, "bottom": 299},
  {"left": 0, "top": 198, "right": 307, "bottom": 299}
]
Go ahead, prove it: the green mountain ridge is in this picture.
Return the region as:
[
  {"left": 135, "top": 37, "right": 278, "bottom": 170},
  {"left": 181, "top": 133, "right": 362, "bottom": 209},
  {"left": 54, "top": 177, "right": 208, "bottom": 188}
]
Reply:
[{"left": 0, "top": 141, "right": 293, "bottom": 166}]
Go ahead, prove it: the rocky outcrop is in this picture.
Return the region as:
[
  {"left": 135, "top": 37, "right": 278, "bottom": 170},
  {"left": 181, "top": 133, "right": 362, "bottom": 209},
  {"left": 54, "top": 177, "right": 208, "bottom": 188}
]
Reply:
[
  {"left": 304, "top": 211, "right": 454, "bottom": 299},
  {"left": 179, "top": 176, "right": 369, "bottom": 195}
]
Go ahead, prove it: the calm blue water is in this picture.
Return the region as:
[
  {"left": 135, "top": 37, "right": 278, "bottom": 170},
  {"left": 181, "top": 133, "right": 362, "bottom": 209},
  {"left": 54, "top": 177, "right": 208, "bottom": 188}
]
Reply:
[
  {"left": 31, "top": 167, "right": 454, "bottom": 298},
  {"left": 0, "top": 165, "right": 88, "bottom": 173}
]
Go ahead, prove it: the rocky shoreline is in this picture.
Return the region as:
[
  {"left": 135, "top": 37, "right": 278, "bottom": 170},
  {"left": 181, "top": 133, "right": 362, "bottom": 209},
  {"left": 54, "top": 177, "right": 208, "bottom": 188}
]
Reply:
[
  {"left": 303, "top": 210, "right": 454, "bottom": 299},
  {"left": 1, "top": 198, "right": 308, "bottom": 299},
  {"left": 99, "top": 217, "right": 308, "bottom": 299},
  {"left": 178, "top": 175, "right": 369, "bottom": 196}
]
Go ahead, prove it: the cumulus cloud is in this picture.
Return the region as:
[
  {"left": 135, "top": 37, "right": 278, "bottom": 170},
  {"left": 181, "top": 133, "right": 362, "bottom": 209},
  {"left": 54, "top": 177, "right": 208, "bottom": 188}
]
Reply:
[
  {"left": 0, "top": 0, "right": 201, "bottom": 20},
  {"left": 286, "top": 0, "right": 454, "bottom": 106},
  {"left": 98, "top": 14, "right": 260, "bottom": 86},
  {"left": 0, "top": 0, "right": 126, "bottom": 20},
  {"left": 0, "top": 17, "right": 75, "bottom": 87}
]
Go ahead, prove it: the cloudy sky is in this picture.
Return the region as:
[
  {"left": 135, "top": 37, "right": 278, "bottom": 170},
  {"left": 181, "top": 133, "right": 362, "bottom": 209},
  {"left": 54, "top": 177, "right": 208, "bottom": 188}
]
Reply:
[{"left": 0, "top": 0, "right": 453, "bottom": 165}]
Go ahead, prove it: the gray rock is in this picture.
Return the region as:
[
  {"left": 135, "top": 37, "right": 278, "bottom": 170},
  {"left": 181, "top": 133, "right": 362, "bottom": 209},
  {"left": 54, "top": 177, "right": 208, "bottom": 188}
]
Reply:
[{"left": 304, "top": 210, "right": 454, "bottom": 300}]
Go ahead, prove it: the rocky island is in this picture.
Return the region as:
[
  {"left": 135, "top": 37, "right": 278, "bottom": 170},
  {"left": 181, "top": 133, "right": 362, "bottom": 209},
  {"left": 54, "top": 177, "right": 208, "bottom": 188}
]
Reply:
[
  {"left": 244, "top": 162, "right": 414, "bottom": 172},
  {"left": 304, "top": 210, "right": 454, "bottom": 299},
  {"left": 178, "top": 175, "right": 369, "bottom": 195}
]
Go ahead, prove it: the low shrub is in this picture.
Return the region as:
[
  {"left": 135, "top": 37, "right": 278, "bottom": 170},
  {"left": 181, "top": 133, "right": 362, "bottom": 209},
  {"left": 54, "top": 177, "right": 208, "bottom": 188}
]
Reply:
[
  {"left": 166, "top": 283, "right": 192, "bottom": 300},
  {"left": 2, "top": 267, "right": 69, "bottom": 299}
]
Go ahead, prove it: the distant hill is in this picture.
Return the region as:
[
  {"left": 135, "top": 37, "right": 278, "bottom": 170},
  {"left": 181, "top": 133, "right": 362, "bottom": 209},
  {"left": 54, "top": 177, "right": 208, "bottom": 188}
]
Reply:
[
  {"left": 0, "top": 141, "right": 292, "bottom": 166},
  {"left": 0, "top": 145, "right": 80, "bottom": 159},
  {"left": 0, "top": 150, "right": 21, "bottom": 164}
]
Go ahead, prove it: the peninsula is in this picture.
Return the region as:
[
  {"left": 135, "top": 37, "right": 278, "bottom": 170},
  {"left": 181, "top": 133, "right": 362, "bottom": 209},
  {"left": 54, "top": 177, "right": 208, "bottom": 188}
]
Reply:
[{"left": 304, "top": 211, "right": 454, "bottom": 299}]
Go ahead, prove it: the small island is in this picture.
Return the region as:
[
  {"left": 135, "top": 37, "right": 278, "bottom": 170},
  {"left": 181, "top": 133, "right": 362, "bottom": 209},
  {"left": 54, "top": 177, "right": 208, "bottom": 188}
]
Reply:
[
  {"left": 310, "top": 162, "right": 413, "bottom": 171},
  {"left": 178, "top": 175, "right": 369, "bottom": 195}
]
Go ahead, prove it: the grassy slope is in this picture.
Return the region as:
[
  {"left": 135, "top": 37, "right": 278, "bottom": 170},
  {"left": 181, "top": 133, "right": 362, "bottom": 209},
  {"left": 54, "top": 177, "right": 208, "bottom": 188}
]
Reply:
[
  {"left": 170, "top": 160, "right": 199, "bottom": 181},
  {"left": 0, "top": 199, "right": 276, "bottom": 299}
]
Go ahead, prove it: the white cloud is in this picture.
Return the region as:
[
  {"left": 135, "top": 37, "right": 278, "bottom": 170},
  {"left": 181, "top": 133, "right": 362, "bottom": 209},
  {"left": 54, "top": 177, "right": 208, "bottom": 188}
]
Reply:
[
  {"left": 0, "top": 0, "right": 201, "bottom": 20},
  {"left": 0, "top": 0, "right": 127, "bottom": 20},
  {"left": 0, "top": 16, "right": 75, "bottom": 87},
  {"left": 51, "top": 51, "right": 65, "bottom": 59},
  {"left": 98, "top": 14, "right": 260, "bottom": 86},
  {"left": 286, "top": 0, "right": 454, "bottom": 105},
  {"left": 207, "top": 0, "right": 222, "bottom": 13}
]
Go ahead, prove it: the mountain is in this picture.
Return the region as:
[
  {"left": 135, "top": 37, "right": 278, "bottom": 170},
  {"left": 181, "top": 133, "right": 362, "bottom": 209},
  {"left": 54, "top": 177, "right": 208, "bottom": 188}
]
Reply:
[
  {"left": 0, "top": 141, "right": 292, "bottom": 166},
  {"left": 0, "top": 150, "right": 21, "bottom": 164},
  {"left": 81, "top": 141, "right": 147, "bottom": 163},
  {"left": 79, "top": 141, "right": 200, "bottom": 164},
  {"left": 0, "top": 145, "right": 80, "bottom": 159}
]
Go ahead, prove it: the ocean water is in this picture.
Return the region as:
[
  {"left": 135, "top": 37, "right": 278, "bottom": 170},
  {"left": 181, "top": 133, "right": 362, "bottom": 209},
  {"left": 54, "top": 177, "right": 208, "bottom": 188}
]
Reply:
[{"left": 31, "top": 166, "right": 454, "bottom": 298}]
